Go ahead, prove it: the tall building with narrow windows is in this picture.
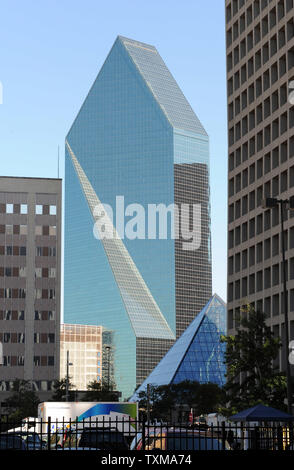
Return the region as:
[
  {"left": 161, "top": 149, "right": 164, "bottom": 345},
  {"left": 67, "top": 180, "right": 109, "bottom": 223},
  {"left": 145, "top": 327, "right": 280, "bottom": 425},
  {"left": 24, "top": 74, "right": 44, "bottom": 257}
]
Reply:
[
  {"left": 0, "top": 176, "right": 62, "bottom": 401},
  {"left": 64, "top": 36, "right": 211, "bottom": 399},
  {"left": 60, "top": 324, "right": 103, "bottom": 390},
  {"left": 226, "top": 0, "right": 294, "bottom": 374}
]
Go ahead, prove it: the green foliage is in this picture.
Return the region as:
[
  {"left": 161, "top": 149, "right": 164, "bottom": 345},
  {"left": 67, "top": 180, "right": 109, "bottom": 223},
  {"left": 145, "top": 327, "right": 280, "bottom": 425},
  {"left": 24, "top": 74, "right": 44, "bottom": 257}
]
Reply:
[
  {"left": 51, "top": 377, "right": 75, "bottom": 401},
  {"left": 82, "top": 379, "right": 119, "bottom": 402},
  {"left": 5, "top": 379, "right": 40, "bottom": 422},
  {"left": 220, "top": 304, "right": 287, "bottom": 415},
  {"left": 137, "top": 380, "right": 225, "bottom": 421}
]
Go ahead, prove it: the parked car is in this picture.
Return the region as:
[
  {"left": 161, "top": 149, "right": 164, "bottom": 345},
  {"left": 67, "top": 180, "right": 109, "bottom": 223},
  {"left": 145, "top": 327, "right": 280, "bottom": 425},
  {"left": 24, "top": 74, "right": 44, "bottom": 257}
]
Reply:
[
  {"left": 130, "top": 427, "right": 231, "bottom": 451},
  {"left": 0, "top": 433, "right": 27, "bottom": 450},
  {"left": 4, "top": 431, "right": 47, "bottom": 450},
  {"left": 77, "top": 427, "right": 129, "bottom": 450}
]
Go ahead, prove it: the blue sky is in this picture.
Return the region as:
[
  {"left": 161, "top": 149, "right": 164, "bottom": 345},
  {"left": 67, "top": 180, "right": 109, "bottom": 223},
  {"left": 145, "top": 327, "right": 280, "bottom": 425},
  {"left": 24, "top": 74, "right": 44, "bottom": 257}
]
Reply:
[{"left": 0, "top": 0, "right": 228, "bottom": 301}]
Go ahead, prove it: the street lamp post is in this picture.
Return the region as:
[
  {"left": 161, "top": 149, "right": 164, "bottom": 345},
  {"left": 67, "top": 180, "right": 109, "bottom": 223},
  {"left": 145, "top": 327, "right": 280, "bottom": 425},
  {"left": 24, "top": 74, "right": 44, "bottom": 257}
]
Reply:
[
  {"left": 65, "top": 350, "right": 73, "bottom": 402},
  {"left": 262, "top": 196, "right": 294, "bottom": 414}
]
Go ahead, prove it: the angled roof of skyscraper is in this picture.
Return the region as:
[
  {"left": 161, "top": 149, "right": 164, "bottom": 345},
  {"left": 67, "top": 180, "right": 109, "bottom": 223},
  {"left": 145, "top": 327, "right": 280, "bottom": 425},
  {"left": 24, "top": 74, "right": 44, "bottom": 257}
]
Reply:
[{"left": 116, "top": 36, "right": 207, "bottom": 136}]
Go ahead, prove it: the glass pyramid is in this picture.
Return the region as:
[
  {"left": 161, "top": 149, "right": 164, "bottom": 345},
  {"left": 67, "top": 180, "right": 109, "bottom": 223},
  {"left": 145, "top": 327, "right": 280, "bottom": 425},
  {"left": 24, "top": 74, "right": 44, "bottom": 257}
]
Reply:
[{"left": 131, "top": 294, "right": 227, "bottom": 400}]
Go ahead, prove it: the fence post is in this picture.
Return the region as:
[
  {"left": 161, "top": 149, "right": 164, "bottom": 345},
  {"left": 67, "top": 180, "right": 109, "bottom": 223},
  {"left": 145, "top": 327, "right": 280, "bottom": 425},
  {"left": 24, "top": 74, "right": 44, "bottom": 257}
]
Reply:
[
  {"left": 47, "top": 417, "right": 51, "bottom": 451},
  {"left": 142, "top": 419, "right": 146, "bottom": 451},
  {"left": 221, "top": 421, "right": 226, "bottom": 450}
]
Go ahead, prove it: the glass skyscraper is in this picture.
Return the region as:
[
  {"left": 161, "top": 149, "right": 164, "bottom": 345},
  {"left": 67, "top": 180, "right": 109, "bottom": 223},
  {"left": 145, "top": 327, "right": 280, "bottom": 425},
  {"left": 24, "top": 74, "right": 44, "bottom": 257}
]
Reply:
[{"left": 64, "top": 36, "right": 212, "bottom": 399}]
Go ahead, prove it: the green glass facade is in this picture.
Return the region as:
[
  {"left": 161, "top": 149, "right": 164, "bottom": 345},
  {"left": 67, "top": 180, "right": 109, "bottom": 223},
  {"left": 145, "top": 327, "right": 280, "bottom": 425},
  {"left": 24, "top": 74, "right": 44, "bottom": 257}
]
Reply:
[{"left": 64, "top": 37, "right": 211, "bottom": 399}]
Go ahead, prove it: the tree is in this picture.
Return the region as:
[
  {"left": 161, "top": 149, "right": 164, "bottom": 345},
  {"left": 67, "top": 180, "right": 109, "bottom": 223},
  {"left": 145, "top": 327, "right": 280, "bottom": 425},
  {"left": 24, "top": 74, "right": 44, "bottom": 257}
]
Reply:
[
  {"left": 221, "top": 304, "right": 287, "bottom": 415},
  {"left": 5, "top": 379, "right": 40, "bottom": 422},
  {"left": 51, "top": 378, "right": 75, "bottom": 401},
  {"left": 137, "top": 381, "right": 225, "bottom": 422},
  {"left": 82, "top": 380, "right": 119, "bottom": 402}
]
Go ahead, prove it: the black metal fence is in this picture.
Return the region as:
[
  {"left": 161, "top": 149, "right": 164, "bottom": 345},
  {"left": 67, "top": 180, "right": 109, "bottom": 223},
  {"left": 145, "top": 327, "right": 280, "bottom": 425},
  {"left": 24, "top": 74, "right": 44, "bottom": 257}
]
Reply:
[{"left": 0, "top": 417, "right": 294, "bottom": 451}]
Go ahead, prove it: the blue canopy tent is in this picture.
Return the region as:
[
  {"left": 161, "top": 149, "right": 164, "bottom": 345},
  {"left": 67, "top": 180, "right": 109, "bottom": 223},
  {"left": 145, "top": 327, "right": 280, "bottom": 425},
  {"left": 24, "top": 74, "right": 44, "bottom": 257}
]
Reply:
[{"left": 230, "top": 404, "right": 294, "bottom": 422}]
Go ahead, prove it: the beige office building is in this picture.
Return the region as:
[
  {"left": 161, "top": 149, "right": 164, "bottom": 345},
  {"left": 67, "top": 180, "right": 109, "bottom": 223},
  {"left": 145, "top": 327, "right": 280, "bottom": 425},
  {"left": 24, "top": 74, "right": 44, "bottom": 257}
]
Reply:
[
  {"left": 226, "top": 0, "right": 294, "bottom": 372},
  {"left": 0, "top": 176, "right": 62, "bottom": 397},
  {"left": 60, "top": 324, "right": 103, "bottom": 390}
]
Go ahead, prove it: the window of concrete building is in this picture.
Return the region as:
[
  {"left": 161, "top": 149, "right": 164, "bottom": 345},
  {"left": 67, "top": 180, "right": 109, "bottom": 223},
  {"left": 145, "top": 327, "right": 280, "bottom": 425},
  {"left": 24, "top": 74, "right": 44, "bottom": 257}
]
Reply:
[
  {"left": 256, "top": 271, "right": 263, "bottom": 291},
  {"left": 249, "top": 218, "right": 255, "bottom": 239},
  {"left": 256, "top": 243, "right": 263, "bottom": 263},
  {"left": 234, "top": 46, "right": 240, "bottom": 66},
  {"left": 257, "top": 158, "right": 263, "bottom": 179},
  {"left": 20, "top": 204, "right": 27, "bottom": 214},
  {"left": 249, "top": 273, "right": 255, "bottom": 294},
  {"left": 249, "top": 110, "right": 255, "bottom": 131},
  {"left": 241, "top": 169, "right": 247, "bottom": 189},
  {"left": 264, "top": 267, "right": 271, "bottom": 290},
  {"left": 249, "top": 190, "right": 256, "bottom": 211},
  {"left": 272, "top": 264, "right": 280, "bottom": 286},
  {"left": 264, "top": 153, "right": 271, "bottom": 174},
  {"left": 249, "top": 164, "right": 256, "bottom": 184},
  {"left": 254, "top": 0, "right": 260, "bottom": 17},
  {"left": 229, "top": 230, "right": 234, "bottom": 249},
  {"left": 235, "top": 226, "right": 241, "bottom": 246},
  {"left": 264, "top": 297, "right": 271, "bottom": 317},
  {"left": 281, "top": 112, "right": 288, "bottom": 134},
  {"left": 235, "top": 252, "right": 241, "bottom": 272},
  {"left": 287, "top": 18, "right": 294, "bottom": 41},
  {"left": 271, "top": 63, "right": 279, "bottom": 84},
  {"left": 240, "top": 38, "right": 246, "bottom": 58},
  {"left": 36, "top": 205, "right": 43, "bottom": 215},
  {"left": 272, "top": 234, "right": 279, "bottom": 256},
  {"left": 281, "top": 171, "right": 288, "bottom": 193},
  {"left": 278, "top": 0, "right": 285, "bottom": 20},
  {"left": 249, "top": 137, "right": 255, "bottom": 156},
  {"left": 234, "top": 173, "right": 240, "bottom": 193},
  {"left": 256, "top": 77, "right": 262, "bottom": 97},
  {"left": 247, "top": 5, "right": 253, "bottom": 26},
  {"left": 242, "top": 249, "right": 248, "bottom": 269},
  {"left": 286, "top": 0, "right": 294, "bottom": 12},
  {"left": 269, "top": 7, "right": 277, "bottom": 29},
  {"left": 263, "top": 43, "right": 269, "bottom": 64},
  {"left": 257, "top": 185, "right": 263, "bottom": 207},
  {"left": 18, "top": 225, "right": 26, "bottom": 235},
  {"left": 242, "top": 277, "right": 248, "bottom": 297},
  {"left": 270, "top": 34, "right": 278, "bottom": 57},
  {"left": 235, "top": 280, "right": 240, "bottom": 300},
  {"left": 257, "top": 214, "right": 263, "bottom": 234},
  {"left": 242, "top": 197, "right": 248, "bottom": 216},
  {"left": 272, "top": 205, "right": 279, "bottom": 227},
  {"left": 255, "top": 50, "right": 262, "bottom": 71},
  {"left": 279, "top": 54, "right": 287, "bottom": 77},
  {"left": 229, "top": 152, "right": 234, "bottom": 171},
  {"left": 249, "top": 246, "right": 255, "bottom": 266},
  {"left": 281, "top": 141, "right": 288, "bottom": 163},
  {"left": 272, "top": 294, "right": 279, "bottom": 316},
  {"left": 264, "top": 97, "right": 271, "bottom": 119},
  {"left": 248, "top": 60, "right": 254, "bottom": 80},
  {"left": 50, "top": 205, "right": 56, "bottom": 215},
  {"left": 255, "top": 24, "right": 261, "bottom": 46},
  {"left": 272, "top": 176, "right": 279, "bottom": 197},
  {"left": 263, "top": 70, "right": 270, "bottom": 91},
  {"left": 262, "top": 15, "right": 269, "bottom": 36},
  {"left": 242, "top": 143, "right": 248, "bottom": 163},
  {"left": 228, "top": 256, "right": 234, "bottom": 276}
]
